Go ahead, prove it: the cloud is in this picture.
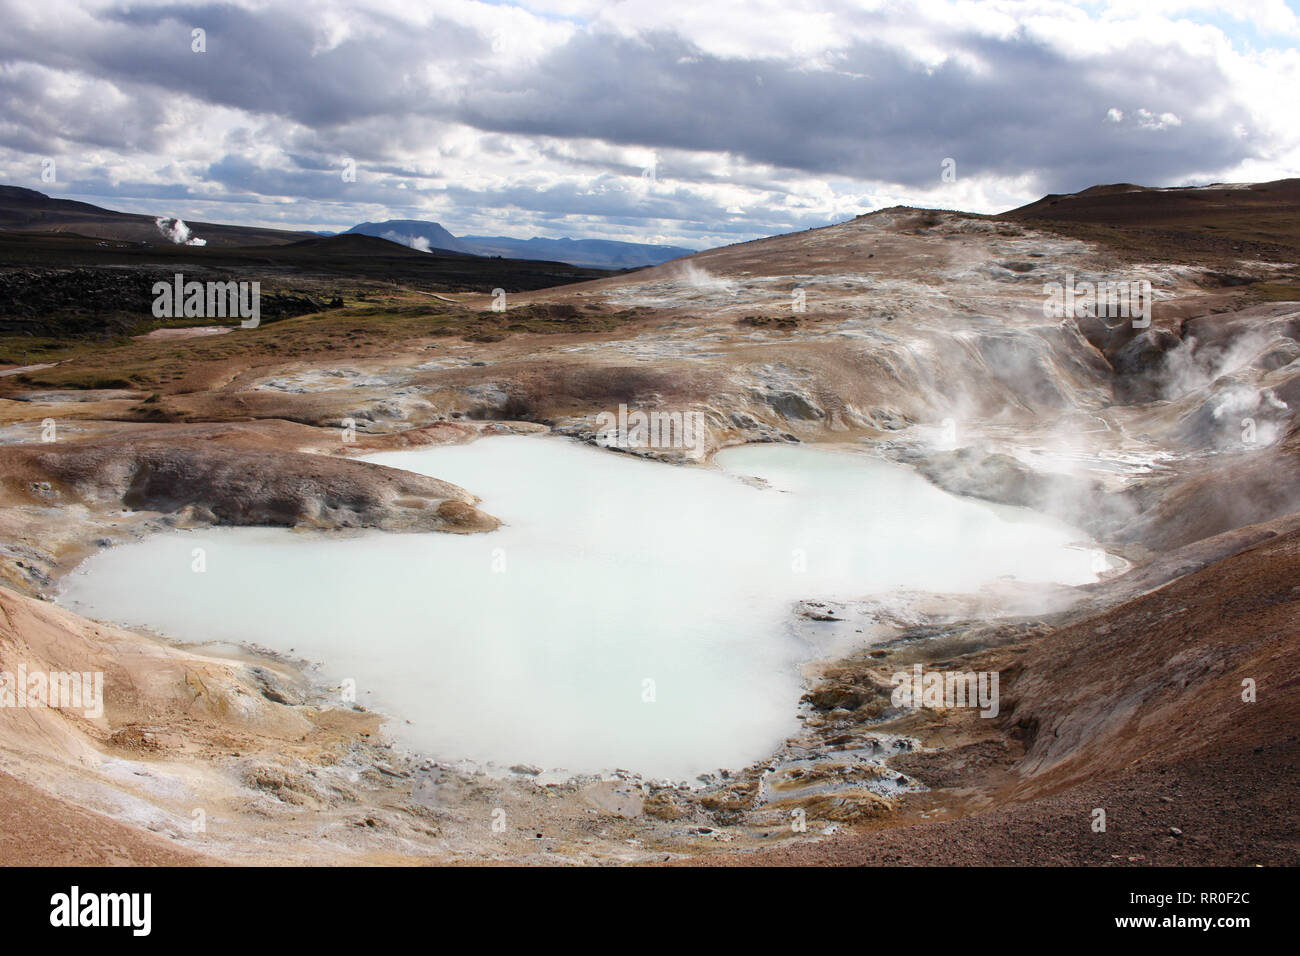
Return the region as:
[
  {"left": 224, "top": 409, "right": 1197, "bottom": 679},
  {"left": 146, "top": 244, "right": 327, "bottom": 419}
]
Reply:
[{"left": 0, "top": 0, "right": 1296, "bottom": 246}]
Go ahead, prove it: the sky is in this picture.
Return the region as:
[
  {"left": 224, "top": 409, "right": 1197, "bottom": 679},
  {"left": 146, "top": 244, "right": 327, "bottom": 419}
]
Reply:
[{"left": 1, "top": 0, "right": 1298, "bottom": 250}]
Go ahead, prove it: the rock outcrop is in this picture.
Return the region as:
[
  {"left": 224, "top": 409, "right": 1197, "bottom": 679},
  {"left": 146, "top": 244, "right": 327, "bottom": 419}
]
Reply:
[{"left": 0, "top": 436, "right": 497, "bottom": 534}]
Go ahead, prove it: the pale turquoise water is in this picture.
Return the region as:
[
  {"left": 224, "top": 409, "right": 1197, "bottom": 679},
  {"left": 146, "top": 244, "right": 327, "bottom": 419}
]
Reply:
[{"left": 57, "top": 436, "right": 1099, "bottom": 781}]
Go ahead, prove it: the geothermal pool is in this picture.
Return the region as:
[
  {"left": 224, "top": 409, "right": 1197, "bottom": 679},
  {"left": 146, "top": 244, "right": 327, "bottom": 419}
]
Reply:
[{"left": 58, "top": 436, "right": 1101, "bottom": 782}]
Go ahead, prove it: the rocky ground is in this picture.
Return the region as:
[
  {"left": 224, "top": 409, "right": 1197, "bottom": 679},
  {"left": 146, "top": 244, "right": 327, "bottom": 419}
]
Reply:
[{"left": 0, "top": 187, "right": 1297, "bottom": 865}]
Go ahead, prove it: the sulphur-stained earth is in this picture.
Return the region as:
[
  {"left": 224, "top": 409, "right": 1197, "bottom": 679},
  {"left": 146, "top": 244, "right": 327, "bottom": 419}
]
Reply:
[{"left": 1, "top": 185, "right": 1298, "bottom": 865}]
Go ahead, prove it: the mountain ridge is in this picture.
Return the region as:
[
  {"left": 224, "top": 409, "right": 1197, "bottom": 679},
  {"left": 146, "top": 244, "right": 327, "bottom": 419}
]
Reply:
[
  {"left": 343, "top": 219, "right": 696, "bottom": 269},
  {"left": 0, "top": 186, "right": 696, "bottom": 269}
]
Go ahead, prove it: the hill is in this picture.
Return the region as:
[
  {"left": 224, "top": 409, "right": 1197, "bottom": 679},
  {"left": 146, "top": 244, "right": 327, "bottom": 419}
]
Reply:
[
  {"left": 342, "top": 219, "right": 465, "bottom": 255},
  {"left": 0, "top": 185, "right": 311, "bottom": 248},
  {"left": 1000, "top": 178, "right": 1300, "bottom": 266}
]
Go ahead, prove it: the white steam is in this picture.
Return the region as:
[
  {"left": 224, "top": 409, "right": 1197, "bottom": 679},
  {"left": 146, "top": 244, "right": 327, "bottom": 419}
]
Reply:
[
  {"left": 675, "top": 261, "right": 737, "bottom": 296},
  {"left": 1210, "top": 382, "right": 1289, "bottom": 447},
  {"left": 1160, "top": 332, "right": 1293, "bottom": 449},
  {"left": 154, "top": 217, "right": 207, "bottom": 246},
  {"left": 1158, "top": 332, "right": 1276, "bottom": 400},
  {"left": 382, "top": 231, "right": 431, "bottom": 253}
]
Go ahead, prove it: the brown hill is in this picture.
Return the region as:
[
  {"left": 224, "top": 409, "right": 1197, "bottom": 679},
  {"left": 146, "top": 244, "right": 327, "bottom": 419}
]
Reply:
[
  {"left": 0, "top": 185, "right": 312, "bottom": 248},
  {"left": 1001, "top": 178, "right": 1300, "bottom": 266}
]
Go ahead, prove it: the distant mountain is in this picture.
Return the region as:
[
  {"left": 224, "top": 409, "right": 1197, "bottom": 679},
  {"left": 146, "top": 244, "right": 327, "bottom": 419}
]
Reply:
[
  {"left": 0, "top": 187, "right": 697, "bottom": 270},
  {"left": 343, "top": 218, "right": 694, "bottom": 269},
  {"left": 343, "top": 220, "right": 465, "bottom": 255},
  {"left": 460, "top": 234, "right": 695, "bottom": 270},
  {"left": 279, "top": 233, "right": 472, "bottom": 258}
]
